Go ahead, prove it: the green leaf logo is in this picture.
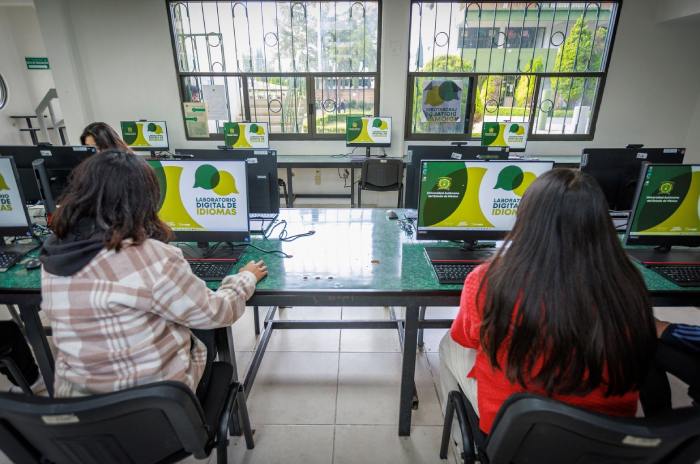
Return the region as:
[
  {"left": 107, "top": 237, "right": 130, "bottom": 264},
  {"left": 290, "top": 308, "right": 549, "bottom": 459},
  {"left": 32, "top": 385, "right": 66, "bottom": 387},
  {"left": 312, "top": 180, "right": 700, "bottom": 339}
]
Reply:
[
  {"left": 0, "top": 174, "right": 9, "bottom": 191},
  {"left": 193, "top": 164, "right": 221, "bottom": 190},
  {"left": 658, "top": 181, "right": 674, "bottom": 195},
  {"left": 495, "top": 165, "right": 525, "bottom": 191},
  {"left": 438, "top": 81, "right": 460, "bottom": 102},
  {"left": 193, "top": 164, "right": 239, "bottom": 196}
]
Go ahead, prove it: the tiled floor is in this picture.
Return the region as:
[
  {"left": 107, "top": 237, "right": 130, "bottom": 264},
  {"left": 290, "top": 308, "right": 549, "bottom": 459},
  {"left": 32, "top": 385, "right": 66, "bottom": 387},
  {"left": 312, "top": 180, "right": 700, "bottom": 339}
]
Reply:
[{"left": 0, "top": 305, "right": 698, "bottom": 464}]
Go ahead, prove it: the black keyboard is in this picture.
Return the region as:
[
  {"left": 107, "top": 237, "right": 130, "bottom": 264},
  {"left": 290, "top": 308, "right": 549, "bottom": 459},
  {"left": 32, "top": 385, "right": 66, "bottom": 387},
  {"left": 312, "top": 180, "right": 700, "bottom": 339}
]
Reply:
[
  {"left": 188, "top": 260, "right": 236, "bottom": 281},
  {"left": 432, "top": 263, "right": 478, "bottom": 284},
  {"left": 0, "top": 251, "right": 22, "bottom": 272},
  {"left": 647, "top": 264, "right": 700, "bottom": 287}
]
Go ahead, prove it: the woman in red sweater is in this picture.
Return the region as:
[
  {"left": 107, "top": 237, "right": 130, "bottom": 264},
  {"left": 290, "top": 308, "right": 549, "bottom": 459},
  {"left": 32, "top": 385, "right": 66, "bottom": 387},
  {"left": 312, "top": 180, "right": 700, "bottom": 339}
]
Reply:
[{"left": 439, "top": 168, "right": 657, "bottom": 435}]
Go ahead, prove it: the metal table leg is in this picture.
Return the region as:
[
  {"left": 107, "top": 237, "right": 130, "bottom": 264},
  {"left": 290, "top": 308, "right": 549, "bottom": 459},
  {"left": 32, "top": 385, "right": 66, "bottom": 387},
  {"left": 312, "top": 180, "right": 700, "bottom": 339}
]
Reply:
[
  {"left": 350, "top": 167, "right": 355, "bottom": 207},
  {"left": 253, "top": 306, "right": 260, "bottom": 336},
  {"left": 17, "top": 304, "right": 54, "bottom": 397},
  {"left": 398, "top": 305, "right": 419, "bottom": 436},
  {"left": 286, "top": 167, "right": 294, "bottom": 207},
  {"left": 417, "top": 306, "right": 426, "bottom": 349}
]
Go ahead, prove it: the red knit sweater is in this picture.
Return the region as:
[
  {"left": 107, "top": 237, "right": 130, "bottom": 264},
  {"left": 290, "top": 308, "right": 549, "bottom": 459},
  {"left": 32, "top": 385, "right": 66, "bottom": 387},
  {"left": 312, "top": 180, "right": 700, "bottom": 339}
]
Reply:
[{"left": 449, "top": 264, "right": 639, "bottom": 434}]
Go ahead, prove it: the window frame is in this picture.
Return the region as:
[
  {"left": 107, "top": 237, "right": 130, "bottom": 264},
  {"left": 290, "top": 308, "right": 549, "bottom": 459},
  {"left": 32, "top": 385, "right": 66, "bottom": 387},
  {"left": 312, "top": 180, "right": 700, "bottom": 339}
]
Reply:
[
  {"left": 165, "top": 0, "right": 383, "bottom": 141},
  {"left": 404, "top": 0, "right": 622, "bottom": 142}
]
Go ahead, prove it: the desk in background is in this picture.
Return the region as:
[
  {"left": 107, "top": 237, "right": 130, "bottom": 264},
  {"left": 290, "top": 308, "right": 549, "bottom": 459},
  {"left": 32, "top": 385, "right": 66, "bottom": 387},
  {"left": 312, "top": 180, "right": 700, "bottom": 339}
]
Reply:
[{"left": 1, "top": 208, "right": 697, "bottom": 437}]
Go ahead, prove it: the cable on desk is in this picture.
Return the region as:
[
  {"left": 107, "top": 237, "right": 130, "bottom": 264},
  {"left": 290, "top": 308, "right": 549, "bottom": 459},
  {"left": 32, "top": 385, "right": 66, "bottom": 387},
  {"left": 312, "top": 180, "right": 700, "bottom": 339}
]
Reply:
[
  {"left": 242, "top": 243, "right": 293, "bottom": 259},
  {"left": 264, "top": 219, "right": 315, "bottom": 242}
]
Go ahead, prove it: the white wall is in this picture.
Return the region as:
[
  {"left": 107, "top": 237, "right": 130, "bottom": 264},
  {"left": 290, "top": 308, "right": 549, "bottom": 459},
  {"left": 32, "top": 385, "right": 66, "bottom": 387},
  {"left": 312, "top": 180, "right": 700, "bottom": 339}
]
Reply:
[
  {"left": 32, "top": 0, "right": 700, "bottom": 205},
  {"left": 0, "top": 4, "right": 57, "bottom": 145}
]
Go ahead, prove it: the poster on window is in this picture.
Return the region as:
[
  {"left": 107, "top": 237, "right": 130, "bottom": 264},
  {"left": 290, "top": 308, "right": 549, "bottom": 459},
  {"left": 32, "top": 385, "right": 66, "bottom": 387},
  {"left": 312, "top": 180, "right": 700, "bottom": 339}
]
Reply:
[{"left": 421, "top": 80, "right": 463, "bottom": 123}]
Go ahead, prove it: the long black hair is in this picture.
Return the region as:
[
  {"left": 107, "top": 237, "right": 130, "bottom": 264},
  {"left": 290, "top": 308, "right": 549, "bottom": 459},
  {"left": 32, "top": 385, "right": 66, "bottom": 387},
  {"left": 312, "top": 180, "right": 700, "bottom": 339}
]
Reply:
[
  {"left": 479, "top": 168, "right": 656, "bottom": 396},
  {"left": 52, "top": 150, "right": 171, "bottom": 250},
  {"left": 80, "top": 122, "right": 130, "bottom": 152}
]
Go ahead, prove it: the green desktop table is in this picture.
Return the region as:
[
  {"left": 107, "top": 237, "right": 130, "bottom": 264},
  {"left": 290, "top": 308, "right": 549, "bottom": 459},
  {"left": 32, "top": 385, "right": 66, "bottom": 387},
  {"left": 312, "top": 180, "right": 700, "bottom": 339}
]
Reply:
[{"left": 1, "top": 208, "right": 698, "bottom": 436}]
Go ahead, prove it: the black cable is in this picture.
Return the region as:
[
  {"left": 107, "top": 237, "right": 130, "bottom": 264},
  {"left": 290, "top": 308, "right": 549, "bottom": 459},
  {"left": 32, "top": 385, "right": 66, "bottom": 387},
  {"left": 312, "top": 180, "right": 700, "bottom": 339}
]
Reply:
[
  {"left": 243, "top": 243, "right": 293, "bottom": 259},
  {"left": 264, "top": 219, "right": 315, "bottom": 242}
]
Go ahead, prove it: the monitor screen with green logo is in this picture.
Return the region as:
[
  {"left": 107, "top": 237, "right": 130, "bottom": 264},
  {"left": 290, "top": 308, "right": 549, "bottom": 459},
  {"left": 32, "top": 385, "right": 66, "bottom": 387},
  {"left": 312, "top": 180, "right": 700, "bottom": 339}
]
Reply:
[
  {"left": 224, "top": 122, "right": 269, "bottom": 149},
  {"left": 147, "top": 159, "right": 249, "bottom": 242},
  {"left": 416, "top": 160, "right": 553, "bottom": 241},
  {"left": 626, "top": 164, "right": 700, "bottom": 247},
  {"left": 120, "top": 120, "right": 169, "bottom": 150},
  {"left": 345, "top": 116, "right": 392, "bottom": 147},
  {"left": 0, "top": 156, "right": 32, "bottom": 236}
]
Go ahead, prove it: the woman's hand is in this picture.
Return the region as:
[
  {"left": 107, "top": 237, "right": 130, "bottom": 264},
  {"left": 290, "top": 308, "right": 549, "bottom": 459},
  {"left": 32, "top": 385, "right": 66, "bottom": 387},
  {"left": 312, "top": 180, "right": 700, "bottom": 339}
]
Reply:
[{"left": 240, "top": 260, "right": 268, "bottom": 282}]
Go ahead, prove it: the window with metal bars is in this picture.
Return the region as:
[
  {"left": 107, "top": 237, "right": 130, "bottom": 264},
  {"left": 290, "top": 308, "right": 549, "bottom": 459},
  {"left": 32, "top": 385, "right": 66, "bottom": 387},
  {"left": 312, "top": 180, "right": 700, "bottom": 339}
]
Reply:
[
  {"left": 167, "top": 1, "right": 381, "bottom": 140},
  {"left": 406, "top": 1, "right": 620, "bottom": 141}
]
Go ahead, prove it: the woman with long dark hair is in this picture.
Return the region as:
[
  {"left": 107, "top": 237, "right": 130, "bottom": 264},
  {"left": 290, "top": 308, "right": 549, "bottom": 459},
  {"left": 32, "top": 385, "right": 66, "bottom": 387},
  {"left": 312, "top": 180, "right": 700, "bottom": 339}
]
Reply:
[
  {"left": 439, "top": 168, "right": 657, "bottom": 434},
  {"left": 80, "top": 122, "right": 131, "bottom": 152},
  {"left": 40, "top": 150, "right": 267, "bottom": 397}
]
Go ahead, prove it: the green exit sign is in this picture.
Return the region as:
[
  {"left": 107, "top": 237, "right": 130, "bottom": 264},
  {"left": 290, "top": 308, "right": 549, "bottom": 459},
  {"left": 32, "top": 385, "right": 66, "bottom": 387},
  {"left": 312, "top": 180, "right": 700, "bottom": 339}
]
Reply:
[{"left": 25, "top": 57, "right": 49, "bottom": 70}]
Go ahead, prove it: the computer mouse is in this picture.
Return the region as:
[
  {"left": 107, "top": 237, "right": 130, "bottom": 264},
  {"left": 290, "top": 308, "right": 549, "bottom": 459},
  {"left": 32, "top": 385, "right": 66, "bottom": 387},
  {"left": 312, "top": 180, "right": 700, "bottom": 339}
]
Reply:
[
  {"left": 25, "top": 259, "right": 41, "bottom": 271},
  {"left": 386, "top": 210, "right": 399, "bottom": 220}
]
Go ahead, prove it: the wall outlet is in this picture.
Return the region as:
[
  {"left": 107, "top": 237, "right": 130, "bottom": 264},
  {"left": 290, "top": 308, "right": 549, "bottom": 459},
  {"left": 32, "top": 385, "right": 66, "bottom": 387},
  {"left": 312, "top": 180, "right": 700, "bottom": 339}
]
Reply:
[{"left": 314, "top": 169, "right": 321, "bottom": 185}]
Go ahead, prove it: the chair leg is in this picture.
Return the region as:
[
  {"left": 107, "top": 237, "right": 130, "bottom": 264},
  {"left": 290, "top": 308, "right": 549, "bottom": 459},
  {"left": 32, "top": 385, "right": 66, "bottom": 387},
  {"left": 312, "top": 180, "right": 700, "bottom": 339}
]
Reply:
[
  {"left": 439, "top": 390, "right": 456, "bottom": 459},
  {"left": 0, "top": 357, "right": 33, "bottom": 395},
  {"left": 253, "top": 306, "right": 260, "bottom": 336},
  {"left": 358, "top": 186, "right": 362, "bottom": 208},
  {"left": 440, "top": 391, "right": 478, "bottom": 464}
]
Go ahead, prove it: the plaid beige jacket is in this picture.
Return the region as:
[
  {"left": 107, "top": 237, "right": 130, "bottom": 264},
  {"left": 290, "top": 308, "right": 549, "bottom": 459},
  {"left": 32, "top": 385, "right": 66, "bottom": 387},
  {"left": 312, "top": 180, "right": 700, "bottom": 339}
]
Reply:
[{"left": 41, "top": 239, "right": 256, "bottom": 397}]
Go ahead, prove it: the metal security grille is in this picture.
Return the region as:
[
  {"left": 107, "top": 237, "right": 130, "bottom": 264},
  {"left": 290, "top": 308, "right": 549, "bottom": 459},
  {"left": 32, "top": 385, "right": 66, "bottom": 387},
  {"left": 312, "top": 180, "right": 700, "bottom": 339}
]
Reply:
[
  {"left": 406, "top": 1, "right": 620, "bottom": 141},
  {"left": 167, "top": 1, "right": 381, "bottom": 140}
]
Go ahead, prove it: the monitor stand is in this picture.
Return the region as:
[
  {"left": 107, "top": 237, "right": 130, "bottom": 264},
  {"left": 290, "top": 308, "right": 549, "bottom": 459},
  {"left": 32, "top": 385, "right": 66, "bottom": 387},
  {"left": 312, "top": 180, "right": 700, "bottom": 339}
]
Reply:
[
  {"left": 627, "top": 245, "right": 700, "bottom": 265},
  {"left": 425, "top": 240, "right": 498, "bottom": 263},
  {"left": 179, "top": 242, "right": 245, "bottom": 261}
]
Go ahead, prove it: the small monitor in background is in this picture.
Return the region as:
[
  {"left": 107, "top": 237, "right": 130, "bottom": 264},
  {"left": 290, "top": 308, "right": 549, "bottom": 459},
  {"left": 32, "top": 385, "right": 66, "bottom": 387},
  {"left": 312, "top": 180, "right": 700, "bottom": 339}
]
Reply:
[
  {"left": 345, "top": 116, "right": 392, "bottom": 157},
  {"left": 174, "top": 148, "right": 279, "bottom": 217},
  {"left": 0, "top": 156, "right": 37, "bottom": 270},
  {"left": 147, "top": 158, "right": 250, "bottom": 245},
  {"left": 481, "top": 122, "right": 529, "bottom": 150},
  {"left": 580, "top": 147, "right": 685, "bottom": 213},
  {"left": 0, "top": 145, "right": 96, "bottom": 203},
  {"left": 403, "top": 145, "right": 511, "bottom": 209},
  {"left": 224, "top": 122, "right": 270, "bottom": 149},
  {"left": 120, "top": 120, "right": 169, "bottom": 151}
]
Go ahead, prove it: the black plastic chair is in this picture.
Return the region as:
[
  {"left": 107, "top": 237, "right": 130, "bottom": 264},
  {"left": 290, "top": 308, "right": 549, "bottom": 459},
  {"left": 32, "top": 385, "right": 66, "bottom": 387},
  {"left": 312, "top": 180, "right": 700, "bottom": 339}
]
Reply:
[
  {"left": 0, "top": 344, "right": 33, "bottom": 395},
  {"left": 0, "top": 362, "right": 254, "bottom": 464},
  {"left": 440, "top": 390, "right": 700, "bottom": 464},
  {"left": 357, "top": 158, "right": 404, "bottom": 208}
]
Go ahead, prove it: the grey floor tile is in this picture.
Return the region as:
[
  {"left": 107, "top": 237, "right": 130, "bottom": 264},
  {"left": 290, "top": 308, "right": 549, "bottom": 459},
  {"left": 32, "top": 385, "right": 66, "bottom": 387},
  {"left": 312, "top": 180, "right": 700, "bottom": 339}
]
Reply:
[
  {"left": 177, "top": 454, "right": 210, "bottom": 464},
  {"left": 235, "top": 351, "right": 253, "bottom": 381},
  {"left": 247, "top": 352, "right": 339, "bottom": 425},
  {"left": 267, "top": 329, "right": 341, "bottom": 352},
  {"left": 266, "top": 307, "right": 341, "bottom": 352},
  {"left": 420, "top": 307, "right": 458, "bottom": 353},
  {"left": 0, "top": 450, "right": 11, "bottom": 464},
  {"left": 341, "top": 307, "right": 394, "bottom": 320},
  {"left": 340, "top": 329, "right": 401, "bottom": 353},
  {"left": 336, "top": 352, "right": 443, "bottom": 426},
  {"left": 333, "top": 425, "right": 456, "bottom": 464},
  {"left": 228, "top": 425, "right": 334, "bottom": 464}
]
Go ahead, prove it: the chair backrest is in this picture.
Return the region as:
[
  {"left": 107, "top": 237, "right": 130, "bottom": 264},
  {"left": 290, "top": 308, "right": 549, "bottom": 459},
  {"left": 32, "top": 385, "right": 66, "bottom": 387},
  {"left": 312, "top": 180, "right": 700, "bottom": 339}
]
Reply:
[
  {"left": 486, "top": 393, "right": 700, "bottom": 464},
  {"left": 361, "top": 158, "right": 403, "bottom": 188},
  {"left": 0, "top": 381, "right": 212, "bottom": 464}
]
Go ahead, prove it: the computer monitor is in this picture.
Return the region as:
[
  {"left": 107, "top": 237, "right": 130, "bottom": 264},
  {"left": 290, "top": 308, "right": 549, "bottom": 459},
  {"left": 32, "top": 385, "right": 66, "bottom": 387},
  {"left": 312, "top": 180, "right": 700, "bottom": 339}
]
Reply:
[
  {"left": 625, "top": 164, "right": 700, "bottom": 264},
  {"left": 147, "top": 159, "right": 250, "bottom": 243},
  {"left": 120, "top": 120, "right": 169, "bottom": 151},
  {"left": 580, "top": 147, "right": 685, "bottom": 212},
  {"left": 0, "top": 156, "right": 32, "bottom": 237},
  {"left": 403, "top": 145, "right": 511, "bottom": 209},
  {"left": 174, "top": 148, "right": 279, "bottom": 216},
  {"left": 416, "top": 160, "right": 554, "bottom": 243},
  {"left": 223, "top": 122, "right": 270, "bottom": 149},
  {"left": 0, "top": 145, "right": 96, "bottom": 202},
  {"left": 346, "top": 116, "right": 392, "bottom": 156}
]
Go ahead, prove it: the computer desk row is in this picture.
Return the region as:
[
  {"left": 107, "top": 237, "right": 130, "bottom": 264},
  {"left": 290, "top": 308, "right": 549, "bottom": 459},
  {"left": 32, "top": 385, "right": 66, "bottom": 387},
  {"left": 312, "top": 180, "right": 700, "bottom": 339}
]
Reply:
[{"left": 1, "top": 208, "right": 698, "bottom": 437}]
